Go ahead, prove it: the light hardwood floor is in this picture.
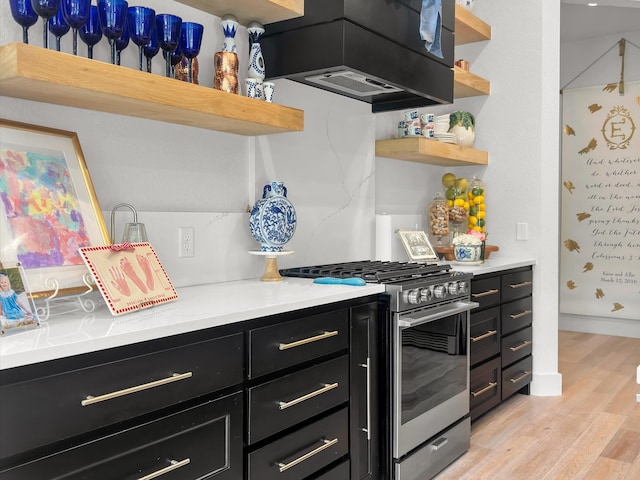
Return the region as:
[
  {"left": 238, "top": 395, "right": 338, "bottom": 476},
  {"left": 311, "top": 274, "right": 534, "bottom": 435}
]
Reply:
[{"left": 435, "top": 330, "right": 640, "bottom": 480}]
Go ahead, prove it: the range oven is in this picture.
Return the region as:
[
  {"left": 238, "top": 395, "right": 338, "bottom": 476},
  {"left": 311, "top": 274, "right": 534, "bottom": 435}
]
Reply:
[{"left": 280, "top": 261, "right": 477, "bottom": 480}]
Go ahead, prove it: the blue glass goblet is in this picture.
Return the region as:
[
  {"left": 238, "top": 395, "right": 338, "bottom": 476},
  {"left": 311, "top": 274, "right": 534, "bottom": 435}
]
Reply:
[
  {"left": 142, "top": 25, "right": 159, "bottom": 73},
  {"left": 114, "top": 22, "right": 129, "bottom": 65},
  {"left": 31, "top": 0, "right": 61, "bottom": 48},
  {"left": 127, "top": 6, "right": 155, "bottom": 71},
  {"left": 79, "top": 4, "right": 101, "bottom": 59},
  {"left": 163, "top": 43, "right": 182, "bottom": 79},
  {"left": 61, "top": 0, "right": 90, "bottom": 55},
  {"left": 155, "top": 13, "right": 182, "bottom": 78},
  {"left": 98, "top": 0, "right": 128, "bottom": 64},
  {"left": 10, "top": 0, "right": 38, "bottom": 44},
  {"left": 179, "top": 22, "right": 203, "bottom": 84},
  {"left": 48, "top": 2, "right": 70, "bottom": 51}
]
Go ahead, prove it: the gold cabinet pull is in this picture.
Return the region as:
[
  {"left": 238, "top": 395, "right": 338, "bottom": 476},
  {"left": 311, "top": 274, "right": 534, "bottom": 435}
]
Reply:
[
  {"left": 278, "top": 383, "right": 339, "bottom": 410},
  {"left": 81, "top": 372, "right": 193, "bottom": 406},
  {"left": 510, "top": 309, "right": 532, "bottom": 319},
  {"left": 278, "top": 331, "right": 338, "bottom": 350},
  {"left": 137, "top": 458, "right": 190, "bottom": 480},
  {"left": 471, "top": 330, "right": 497, "bottom": 342},
  {"left": 471, "top": 382, "right": 498, "bottom": 398},
  {"left": 509, "top": 340, "right": 532, "bottom": 352},
  {"left": 276, "top": 438, "right": 338, "bottom": 472},
  {"left": 472, "top": 289, "right": 499, "bottom": 298},
  {"left": 510, "top": 371, "right": 532, "bottom": 384},
  {"left": 509, "top": 281, "right": 532, "bottom": 289}
]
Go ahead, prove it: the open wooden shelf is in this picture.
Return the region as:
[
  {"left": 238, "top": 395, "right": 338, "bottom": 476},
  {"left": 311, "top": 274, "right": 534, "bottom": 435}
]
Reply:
[
  {"left": 454, "top": 66, "right": 490, "bottom": 98},
  {"left": 176, "top": 0, "right": 304, "bottom": 26},
  {"left": 375, "top": 137, "right": 488, "bottom": 167},
  {"left": 0, "top": 43, "right": 304, "bottom": 136},
  {"left": 455, "top": 5, "right": 491, "bottom": 45}
]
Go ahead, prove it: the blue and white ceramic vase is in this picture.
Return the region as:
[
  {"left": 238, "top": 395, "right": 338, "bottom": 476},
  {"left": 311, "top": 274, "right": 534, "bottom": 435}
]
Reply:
[
  {"left": 249, "top": 182, "right": 297, "bottom": 252},
  {"left": 220, "top": 14, "right": 238, "bottom": 53},
  {"left": 247, "top": 21, "right": 265, "bottom": 80}
]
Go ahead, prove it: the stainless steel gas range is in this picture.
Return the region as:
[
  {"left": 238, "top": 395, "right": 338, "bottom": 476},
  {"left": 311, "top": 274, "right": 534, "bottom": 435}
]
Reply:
[{"left": 280, "top": 261, "right": 478, "bottom": 480}]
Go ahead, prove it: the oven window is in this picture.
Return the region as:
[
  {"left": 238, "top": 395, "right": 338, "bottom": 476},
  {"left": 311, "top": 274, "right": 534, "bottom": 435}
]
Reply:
[{"left": 401, "top": 314, "right": 467, "bottom": 424}]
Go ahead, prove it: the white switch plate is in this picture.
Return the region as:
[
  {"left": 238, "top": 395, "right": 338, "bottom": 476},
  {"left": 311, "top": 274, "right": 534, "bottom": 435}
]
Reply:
[
  {"left": 516, "top": 222, "right": 528, "bottom": 241},
  {"left": 179, "top": 227, "right": 194, "bottom": 257}
]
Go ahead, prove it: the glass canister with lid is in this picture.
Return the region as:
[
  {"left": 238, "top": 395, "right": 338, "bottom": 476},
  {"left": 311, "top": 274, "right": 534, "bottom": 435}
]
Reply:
[
  {"left": 467, "top": 175, "right": 486, "bottom": 236},
  {"left": 428, "top": 192, "right": 449, "bottom": 246}
]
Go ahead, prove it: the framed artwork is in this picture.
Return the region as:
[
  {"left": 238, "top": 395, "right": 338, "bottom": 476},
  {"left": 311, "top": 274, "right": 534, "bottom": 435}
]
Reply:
[
  {"left": 397, "top": 229, "right": 438, "bottom": 262},
  {"left": 79, "top": 243, "right": 178, "bottom": 316},
  {"left": 0, "top": 119, "right": 109, "bottom": 298},
  {"left": 0, "top": 261, "right": 39, "bottom": 334}
]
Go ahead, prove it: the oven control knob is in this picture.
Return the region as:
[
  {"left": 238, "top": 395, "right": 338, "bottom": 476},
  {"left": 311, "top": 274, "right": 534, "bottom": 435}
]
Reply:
[
  {"left": 448, "top": 282, "right": 459, "bottom": 295},
  {"left": 457, "top": 281, "right": 468, "bottom": 294},
  {"left": 406, "top": 289, "right": 421, "bottom": 304},
  {"left": 433, "top": 284, "right": 447, "bottom": 299},
  {"left": 421, "top": 288, "right": 433, "bottom": 302}
]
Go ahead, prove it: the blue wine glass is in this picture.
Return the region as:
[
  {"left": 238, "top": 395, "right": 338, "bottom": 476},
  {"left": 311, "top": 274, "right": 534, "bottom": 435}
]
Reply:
[
  {"left": 155, "top": 13, "right": 182, "bottom": 78},
  {"left": 31, "top": 0, "right": 60, "bottom": 48},
  {"left": 163, "top": 43, "right": 182, "bottom": 78},
  {"left": 127, "top": 6, "right": 155, "bottom": 71},
  {"left": 10, "top": 0, "right": 39, "bottom": 44},
  {"left": 114, "top": 21, "right": 129, "bottom": 65},
  {"left": 98, "top": 0, "right": 128, "bottom": 64},
  {"left": 79, "top": 4, "right": 101, "bottom": 58},
  {"left": 142, "top": 24, "right": 159, "bottom": 73},
  {"left": 61, "top": 0, "right": 90, "bottom": 55},
  {"left": 179, "top": 22, "right": 203, "bottom": 83},
  {"left": 48, "top": 2, "right": 70, "bottom": 51}
]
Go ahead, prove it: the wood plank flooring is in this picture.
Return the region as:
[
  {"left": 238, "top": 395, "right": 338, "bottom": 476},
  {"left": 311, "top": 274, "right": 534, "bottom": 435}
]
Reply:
[{"left": 435, "top": 330, "right": 640, "bottom": 480}]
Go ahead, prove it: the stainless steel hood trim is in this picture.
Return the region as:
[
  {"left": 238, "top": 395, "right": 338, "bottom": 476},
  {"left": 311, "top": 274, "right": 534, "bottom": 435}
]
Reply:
[{"left": 305, "top": 71, "right": 404, "bottom": 96}]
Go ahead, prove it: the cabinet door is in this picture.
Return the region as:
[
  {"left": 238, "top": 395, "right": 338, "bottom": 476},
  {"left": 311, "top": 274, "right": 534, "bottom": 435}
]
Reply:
[
  {"left": 501, "top": 269, "right": 533, "bottom": 303},
  {"left": 470, "top": 306, "right": 500, "bottom": 366},
  {"left": 470, "top": 276, "right": 501, "bottom": 310},
  {"left": 501, "top": 296, "right": 532, "bottom": 336},
  {"left": 501, "top": 326, "right": 532, "bottom": 367},
  {"left": 502, "top": 356, "right": 532, "bottom": 400},
  {"left": 470, "top": 357, "right": 501, "bottom": 421}
]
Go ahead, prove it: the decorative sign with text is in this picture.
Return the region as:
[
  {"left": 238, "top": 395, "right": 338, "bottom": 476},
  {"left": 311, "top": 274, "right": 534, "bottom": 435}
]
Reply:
[{"left": 560, "top": 81, "right": 639, "bottom": 320}]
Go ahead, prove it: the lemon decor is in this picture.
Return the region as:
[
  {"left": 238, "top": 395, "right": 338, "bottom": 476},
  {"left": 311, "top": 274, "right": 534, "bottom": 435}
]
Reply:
[
  {"left": 442, "top": 172, "right": 471, "bottom": 243},
  {"left": 467, "top": 175, "right": 486, "bottom": 235}
]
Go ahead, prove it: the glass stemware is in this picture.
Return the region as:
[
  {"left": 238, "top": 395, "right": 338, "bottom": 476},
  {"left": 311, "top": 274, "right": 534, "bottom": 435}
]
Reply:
[
  {"left": 31, "top": 0, "right": 61, "bottom": 48},
  {"left": 114, "top": 22, "right": 129, "bottom": 65},
  {"left": 142, "top": 25, "right": 159, "bottom": 73},
  {"left": 48, "top": 2, "right": 70, "bottom": 51},
  {"left": 155, "top": 13, "right": 182, "bottom": 78},
  {"left": 163, "top": 43, "right": 182, "bottom": 79},
  {"left": 98, "top": 0, "right": 128, "bottom": 64},
  {"left": 127, "top": 6, "right": 155, "bottom": 71},
  {"left": 179, "top": 22, "right": 203, "bottom": 84},
  {"left": 10, "top": 0, "right": 39, "bottom": 44},
  {"left": 61, "top": 0, "right": 90, "bottom": 55},
  {"left": 79, "top": 4, "right": 101, "bottom": 58}
]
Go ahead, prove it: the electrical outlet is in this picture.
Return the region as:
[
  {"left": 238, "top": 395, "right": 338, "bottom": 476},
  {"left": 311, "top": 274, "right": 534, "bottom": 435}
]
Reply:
[{"left": 179, "top": 227, "right": 194, "bottom": 257}]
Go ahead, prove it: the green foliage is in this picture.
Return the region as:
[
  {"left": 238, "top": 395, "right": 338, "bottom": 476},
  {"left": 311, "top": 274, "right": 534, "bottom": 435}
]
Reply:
[{"left": 449, "top": 111, "right": 475, "bottom": 130}]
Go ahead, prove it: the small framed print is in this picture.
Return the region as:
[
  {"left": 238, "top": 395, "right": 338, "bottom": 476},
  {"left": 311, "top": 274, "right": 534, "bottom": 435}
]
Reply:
[
  {"left": 397, "top": 229, "right": 438, "bottom": 262},
  {"left": 0, "top": 261, "right": 40, "bottom": 334}
]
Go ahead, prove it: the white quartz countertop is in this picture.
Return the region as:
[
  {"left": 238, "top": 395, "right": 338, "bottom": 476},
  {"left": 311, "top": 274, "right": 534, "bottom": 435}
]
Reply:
[
  {"left": 448, "top": 258, "right": 536, "bottom": 276},
  {"left": 0, "top": 278, "right": 385, "bottom": 371}
]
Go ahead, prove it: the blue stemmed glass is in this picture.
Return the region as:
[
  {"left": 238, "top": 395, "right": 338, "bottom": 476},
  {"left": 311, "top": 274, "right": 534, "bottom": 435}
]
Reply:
[
  {"left": 155, "top": 13, "right": 181, "bottom": 78},
  {"left": 127, "top": 6, "right": 155, "bottom": 71},
  {"left": 79, "top": 4, "right": 101, "bottom": 58},
  {"left": 142, "top": 25, "right": 159, "bottom": 73},
  {"left": 98, "top": 0, "right": 128, "bottom": 64},
  {"left": 163, "top": 43, "right": 182, "bottom": 78},
  {"left": 31, "top": 0, "right": 60, "bottom": 48},
  {"left": 179, "top": 22, "right": 203, "bottom": 84},
  {"left": 10, "top": 0, "right": 39, "bottom": 44},
  {"left": 48, "top": 3, "right": 70, "bottom": 51},
  {"left": 114, "top": 22, "right": 129, "bottom": 65},
  {"left": 61, "top": 0, "right": 90, "bottom": 55}
]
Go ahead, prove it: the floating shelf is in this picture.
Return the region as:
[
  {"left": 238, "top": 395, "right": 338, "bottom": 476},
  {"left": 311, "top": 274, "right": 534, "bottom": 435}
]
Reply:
[
  {"left": 375, "top": 137, "right": 488, "bottom": 167},
  {"left": 0, "top": 43, "right": 304, "bottom": 136},
  {"left": 454, "top": 66, "right": 491, "bottom": 98},
  {"left": 176, "top": 0, "right": 304, "bottom": 26},
  {"left": 455, "top": 5, "right": 491, "bottom": 45}
]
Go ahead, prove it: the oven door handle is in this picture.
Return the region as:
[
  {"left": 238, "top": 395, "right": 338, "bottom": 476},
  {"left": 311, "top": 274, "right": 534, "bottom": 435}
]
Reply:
[{"left": 397, "top": 301, "right": 479, "bottom": 329}]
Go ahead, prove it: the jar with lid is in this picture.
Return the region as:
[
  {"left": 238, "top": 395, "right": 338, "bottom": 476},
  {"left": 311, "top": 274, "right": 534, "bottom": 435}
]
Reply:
[
  {"left": 428, "top": 192, "right": 449, "bottom": 246},
  {"left": 467, "top": 175, "right": 486, "bottom": 236}
]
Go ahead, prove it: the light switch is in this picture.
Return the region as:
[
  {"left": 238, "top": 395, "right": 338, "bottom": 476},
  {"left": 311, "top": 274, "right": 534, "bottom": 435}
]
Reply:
[{"left": 516, "top": 222, "right": 528, "bottom": 241}]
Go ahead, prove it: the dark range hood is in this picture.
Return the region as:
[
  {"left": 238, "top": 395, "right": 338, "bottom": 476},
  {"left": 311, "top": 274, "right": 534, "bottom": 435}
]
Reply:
[{"left": 261, "top": 0, "right": 455, "bottom": 113}]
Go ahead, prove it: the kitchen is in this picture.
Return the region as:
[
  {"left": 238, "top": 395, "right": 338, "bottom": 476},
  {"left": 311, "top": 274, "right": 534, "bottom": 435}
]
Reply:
[{"left": 0, "top": 0, "right": 639, "bottom": 479}]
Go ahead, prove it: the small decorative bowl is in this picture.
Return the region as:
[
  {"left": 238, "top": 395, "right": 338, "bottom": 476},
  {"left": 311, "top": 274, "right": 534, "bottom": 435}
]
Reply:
[{"left": 454, "top": 244, "right": 482, "bottom": 263}]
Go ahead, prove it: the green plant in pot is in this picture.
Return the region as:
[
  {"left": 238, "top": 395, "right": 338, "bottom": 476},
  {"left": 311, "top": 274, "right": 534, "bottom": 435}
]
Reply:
[{"left": 449, "top": 111, "right": 475, "bottom": 147}]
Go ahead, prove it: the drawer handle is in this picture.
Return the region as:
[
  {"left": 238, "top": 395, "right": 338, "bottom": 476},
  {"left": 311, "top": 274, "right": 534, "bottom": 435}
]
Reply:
[
  {"left": 509, "top": 281, "right": 532, "bottom": 289},
  {"left": 276, "top": 438, "right": 338, "bottom": 473},
  {"left": 509, "top": 340, "right": 532, "bottom": 352},
  {"left": 81, "top": 372, "right": 193, "bottom": 406},
  {"left": 471, "top": 330, "right": 497, "bottom": 342},
  {"left": 471, "top": 382, "right": 498, "bottom": 398},
  {"left": 510, "top": 309, "right": 532, "bottom": 319},
  {"left": 137, "top": 458, "right": 190, "bottom": 480},
  {"left": 510, "top": 371, "right": 532, "bottom": 384},
  {"left": 279, "top": 382, "right": 339, "bottom": 410},
  {"left": 472, "top": 289, "right": 499, "bottom": 298},
  {"left": 361, "top": 358, "right": 371, "bottom": 440},
  {"left": 278, "top": 330, "right": 338, "bottom": 350},
  {"left": 430, "top": 437, "right": 449, "bottom": 451}
]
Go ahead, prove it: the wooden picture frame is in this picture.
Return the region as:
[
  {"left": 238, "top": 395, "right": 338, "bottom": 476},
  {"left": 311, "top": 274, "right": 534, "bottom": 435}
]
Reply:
[
  {"left": 397, "top": 229, "right": 438, "bottom": 262},
  {"left": 0, "top": 119, "right": 109, "bottom": 298}
]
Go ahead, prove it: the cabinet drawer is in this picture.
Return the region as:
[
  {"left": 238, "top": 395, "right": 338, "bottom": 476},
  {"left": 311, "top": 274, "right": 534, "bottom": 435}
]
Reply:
[
  {"left": 501, "top": 326, "right": 532, "bottom": 367},
  {"left": 501, "top": 269, "right": 533, "bottom": 303},
  {"left": 0, "top": 333, "right": 243, "bottom": 459},
  {"left": 249, "top": 310, "right": 349, "bottom": 378},
  {"left": 248, "top": 356, "right": 349, "bottom": 444},
  {"left": 470, "top": 306, "right": 500, "bottom": 366},
  {"left": 470, "top": 357, "right": 501, "bottom": 420},
  {"left": 248, "top": 408, "right": 349, "bottom": 480},
  {"left": 470, "top": 276, "right": 501, "bottom": 310},
  {"left": 502, "top": 356, "right": 533, "bottom": 400},
  {"left": 315, "top": 459, "right": 350, "bottom": 480},
  {"left": 502, "top": 297, "right": 533, "bottom": 335},
  {"left": 0, "top": 392, "right": 243, "bottom": 480}
]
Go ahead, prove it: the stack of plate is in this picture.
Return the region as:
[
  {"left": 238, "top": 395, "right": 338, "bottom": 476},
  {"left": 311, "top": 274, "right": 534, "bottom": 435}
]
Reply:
[
  {"left": 435, "top": 132, "right": 457, "bottom": 143},
  {"left": 434, "top": 114, "right": 450, "bottom": 134}
]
